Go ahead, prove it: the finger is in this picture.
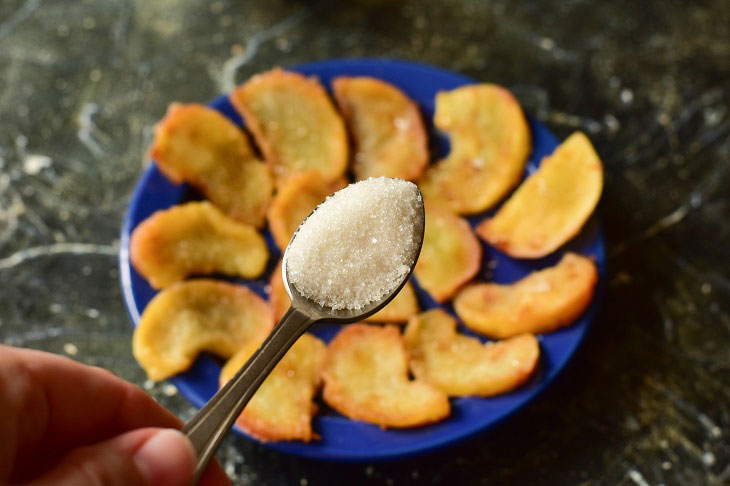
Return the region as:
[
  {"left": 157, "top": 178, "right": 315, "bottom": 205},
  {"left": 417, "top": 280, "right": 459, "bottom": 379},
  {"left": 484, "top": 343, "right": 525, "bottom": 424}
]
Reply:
[
  {"left": 1, "top": 345, "right": 231, "bottom": 485},
  {"left": 0, "top": 345, "right": 180, "bottom": 459},
  {"left": 28, "top": 428, "right": 195, "bottom": 486}
]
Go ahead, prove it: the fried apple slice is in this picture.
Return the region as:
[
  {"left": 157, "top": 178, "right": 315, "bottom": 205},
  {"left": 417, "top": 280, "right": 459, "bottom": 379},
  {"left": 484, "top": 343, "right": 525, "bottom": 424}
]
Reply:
[
  {"left": 269, "top": 260, "right": 290, "bottom": 322},
  {"left": 419, "top": 84, "right": 531, "bottom": 214},
  {"left": 269, "top": 259, "right": 419, "bottom": 323},
  {"left": 332, "top": 76, "right": 428, "bottom": 181},
  {"left": 149, "top": 103, "right": 273, "bottom": 227},
  {"left": 476, "top": 132, "right": 603, "bottom": 258},
  {"left": 133, "top": 280, "right": 273, "bottom": 381},
  {"left": 130, "top": 201, "right": 269, "bottom": 289},
  {"left": 365, "top": 280, "right": 420, "bottom": 323},
  {"left": 322, "top": 324, "right": 450, "bottom": 428},
  {"left": 267, "top": 171, "right": 347, "bottom": 250},
  {"left": 404, "top": 309, "right": 539, "bottom": 396},
  {"left": 454, "top": 252, "right": 598, "bottom": 338},
  {"left": 413, "top": 203, "right": 481, "bottom": 302},
  {"left": 230, "top": 69, "right": 348, "bottom": 185},
  {"left": 220, "top": 333, "right": 326, "bottom": 442}
]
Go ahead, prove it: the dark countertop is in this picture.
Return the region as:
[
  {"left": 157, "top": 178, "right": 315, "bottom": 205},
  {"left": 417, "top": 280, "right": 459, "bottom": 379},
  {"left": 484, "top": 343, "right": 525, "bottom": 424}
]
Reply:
[{"left": 1, "top": 1, "right": 728, "bottom": 484}]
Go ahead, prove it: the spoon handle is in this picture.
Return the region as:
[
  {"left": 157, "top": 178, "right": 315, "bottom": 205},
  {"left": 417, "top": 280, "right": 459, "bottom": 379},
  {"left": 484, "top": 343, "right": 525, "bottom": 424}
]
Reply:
[{"left": 182, "top": 306, "right": 316, "bottom": 484}]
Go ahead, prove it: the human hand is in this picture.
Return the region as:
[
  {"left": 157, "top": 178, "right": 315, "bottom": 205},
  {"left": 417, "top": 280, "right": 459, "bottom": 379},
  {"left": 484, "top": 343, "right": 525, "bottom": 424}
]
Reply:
[{"left": 0, "top": 344, "right": 230, "bottom": 486}]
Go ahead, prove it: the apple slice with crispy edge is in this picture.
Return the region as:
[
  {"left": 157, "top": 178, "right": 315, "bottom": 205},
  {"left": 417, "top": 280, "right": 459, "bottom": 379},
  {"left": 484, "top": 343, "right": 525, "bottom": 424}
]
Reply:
[
  {"left": 332, "top": 76, "right": 428, "bottom": 182},
  {"left": 149, "top": 103, "right": 273, "bottom": 227},
  {"left": 414, "top": 203, "right": 482, "bottom": 302},
  {"left": 268, "top": 260, "right": 290, "bottom": 322},
  {"left": 133, "top": 280, "right": 274, "bottom": 381},
  {"left": 364, "top": 280, "right": 420, "bottom": 324},
  {"left": 404, "top": 309, "right": 539, "bottom": 396},
  {"left": 477, "top": 132, "right": 603, "bottom": 258},
  {"left": 419, "top": 84, "right": 531, "bottom": 214},
  {"left": 130, "top": 201, "right": 269, "bottom": 289},
  {"left": 268, "top": 259, "right": 419, "bottom": 324},
  {"left": 230, "top": 68, "right": 348, "bottom": 186},
  {"left": 454, "top": 252, "right": 598, "bottom": 338},
  {"left": 321, "top": 324, "right": 450, "bottom": 428},
  {"left": 267, "top": 171, "right": 347, "bottom": 251},
  {"left": 220, "top": 333, "right": 327, "bottom": 442}
]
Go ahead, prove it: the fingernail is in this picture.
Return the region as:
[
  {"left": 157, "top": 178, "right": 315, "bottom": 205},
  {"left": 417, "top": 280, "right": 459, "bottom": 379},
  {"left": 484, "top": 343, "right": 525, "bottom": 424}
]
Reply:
[{"left": 133, "top": 429, "right": 195, "bottom": 486}]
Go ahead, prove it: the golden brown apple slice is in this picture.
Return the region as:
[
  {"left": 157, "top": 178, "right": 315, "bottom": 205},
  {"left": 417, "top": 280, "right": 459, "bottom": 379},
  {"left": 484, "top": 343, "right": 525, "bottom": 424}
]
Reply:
[
  {"left": 130, "top": 201, "right": 269, "bottom": 289},
  {"left": 332, "top": 76, "right": 428, "bottom": 181},
  {"left": 149, "top": 103, "right": 273, "bottom": 227},
  {"left": 364, "top": 280, "right": 420, "bottom": 323},
  {"left": 220, "top": 333, "right": 326, "bottom": 442},
  {"left": 322, "top": 324, "right": 450, "bottom": 428},
  {"left": 268, "top": 259, "right": 419, "bottom": 324},
  {"left": 268, "top": 260, "right": 290, "bottom": 322},
  {"left": 476, "top": 132, "right": 603, "bottom": 258},
  {"left": 454, "top": 252, "right": 598, "bottom": 338},
  {"left": 230, "top": 69, "right": 348, "bottom": 185},
  {"left": 414, "top": 203, "right": 481, "bottom": 302},
  {"left": 133, "top": 280, "right": 273, "bottom": 381},
  {"left": 419, "top": 84, "right": 531, "bottom": 214},
  {"left": 267, "top": 171, "right": 347, "bottom": 251},
  {"left": 404, "top": 309, "right": 539, "bottom": 396}
]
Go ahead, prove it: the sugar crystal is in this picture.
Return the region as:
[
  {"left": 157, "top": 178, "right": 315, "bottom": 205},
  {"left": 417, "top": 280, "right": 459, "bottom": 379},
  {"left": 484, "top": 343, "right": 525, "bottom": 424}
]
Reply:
[{"left": 285, "top": 177, "right": 422, "bottom": 310}]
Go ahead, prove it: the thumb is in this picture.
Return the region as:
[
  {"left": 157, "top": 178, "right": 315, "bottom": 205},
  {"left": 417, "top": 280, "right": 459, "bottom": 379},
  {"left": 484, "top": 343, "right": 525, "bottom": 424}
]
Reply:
[{"left": 31, "top": 428, "right": 195, "bottom": 486}]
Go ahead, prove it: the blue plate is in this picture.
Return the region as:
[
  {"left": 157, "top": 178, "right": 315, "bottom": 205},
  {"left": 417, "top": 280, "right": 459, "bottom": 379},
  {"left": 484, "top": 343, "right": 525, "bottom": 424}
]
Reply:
[{"left": 119, "top": 59, "right": 605, "bottom": 462}]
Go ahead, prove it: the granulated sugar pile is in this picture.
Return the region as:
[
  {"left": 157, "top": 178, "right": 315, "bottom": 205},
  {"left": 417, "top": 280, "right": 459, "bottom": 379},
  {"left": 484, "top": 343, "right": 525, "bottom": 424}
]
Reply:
[{"left": 285, "top": 177, "right": 423, "bottom": 310}]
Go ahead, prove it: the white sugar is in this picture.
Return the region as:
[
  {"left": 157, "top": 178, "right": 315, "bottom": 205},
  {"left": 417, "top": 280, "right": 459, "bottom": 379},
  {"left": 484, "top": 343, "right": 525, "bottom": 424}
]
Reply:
[{"left": 285, "top": 177, "right": 423, "bottom": 310}]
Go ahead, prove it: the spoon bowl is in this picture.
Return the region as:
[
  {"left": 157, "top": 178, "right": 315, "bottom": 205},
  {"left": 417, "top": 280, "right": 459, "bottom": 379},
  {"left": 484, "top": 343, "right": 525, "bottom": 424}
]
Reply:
[
  {"left": 282, "top": 196, "right": 425, "bottom": 324},
  {"left": 182, "top": 185, "right": 425, "bottom": 483}
]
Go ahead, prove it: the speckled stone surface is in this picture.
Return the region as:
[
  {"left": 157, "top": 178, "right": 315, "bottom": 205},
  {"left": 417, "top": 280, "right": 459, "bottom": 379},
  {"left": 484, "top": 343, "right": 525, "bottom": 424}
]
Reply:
[{"left": 1, "top": 1, "right": 729, "bottom": 484}]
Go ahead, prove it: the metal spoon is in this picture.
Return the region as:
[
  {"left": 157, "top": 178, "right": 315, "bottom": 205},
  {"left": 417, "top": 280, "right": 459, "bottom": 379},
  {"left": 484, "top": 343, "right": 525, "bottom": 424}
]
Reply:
[{"left": 181, "top": 191, "right": 425, "bottom": 484}]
